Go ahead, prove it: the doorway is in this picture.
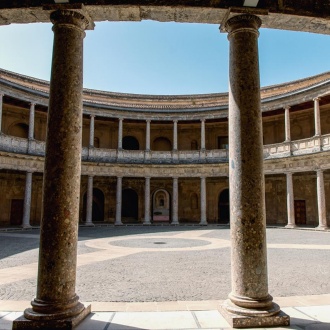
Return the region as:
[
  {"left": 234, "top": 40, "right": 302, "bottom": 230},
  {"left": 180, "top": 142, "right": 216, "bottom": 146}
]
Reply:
[
  {"left": 218, "top": 189, "right": 230, "bottom": 224},
  {"left": 122, "top": 188, "right": 139, "bottom": 222}
]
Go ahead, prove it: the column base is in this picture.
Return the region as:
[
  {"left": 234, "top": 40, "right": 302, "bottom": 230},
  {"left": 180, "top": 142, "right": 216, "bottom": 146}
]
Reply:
[
  {"left": 22, "top": 224, "right": 32, "bottom": 229},
  {"left": 199, "top": 221, "right": 208, "bottom": 226},
  {"left": 171, "top": 221, "right": 179, "bottom": 225},
  {"left": 13, "top": 304, "right": 91, "bottom": 330},
  {"left": 285, "top": 224, "right": 296, "bottom": 229},
  {"left": 82, "top": 222, "right": 94, "bottom": 227},
  {"left": 220, "top": 300, "right": 289, "bottom": 329},
  {"left": 115, "top": 222, "right": 123, "bottom": 226},
  {"left": 316, "top": 225, "right": 328, "bottom": 231}
]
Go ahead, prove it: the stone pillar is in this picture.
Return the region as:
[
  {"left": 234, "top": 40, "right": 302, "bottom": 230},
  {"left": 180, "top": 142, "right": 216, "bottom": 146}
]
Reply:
[
  {"left": 146, "top": 120, "right": 151, "bottom": 151},
  {"left": 144, "top": 177, "right": 151, "bottom": 224},
  {"left": 221, "top": 14, "right": 289, "bottom": 328},
  {"left": 28, "top": 103, "right": 35, "bottom": 140},
  {"left": 199, "top": 176, "right": 207, "bottom": 225},
  {"left": 201, "top": 119, "right": 206, "bottom": 150},
  {"left": 85, "top": 176, "right": 94, "bottom": 226},
  {"left": 115, "top": 176, "right": 123, "bottom": 225},
  {"left": 118, "top": 118, "right": 123, "bottom": 150},
  {"left": 316, "top": 169, "right": 328, "bottom": 230},
  {"left": 22, "top": 171, "right": 33, "bottom": 228},
  {"left": 173, "top": 120, "right": 178, "bottom": 151},
  {"left": 284, "top": 106, "right": 291, "bottom": 142},
  {"left": 313, "top": 97, "right": 321, "bottom": 136},
  {"left": 14, "top": 8, "right": 93, "bottom": 330},
  {"left": 89, "top": 115, "right": 95, "bottom": 147},
  {"left": 0, "top": 93, "right": 3, "bottom": 133},
  {"left": 285, "top": 172, "right": 296, "bottom": 228},
  {"left": 172, "top": 177, "right": 179, "bottom": 225}
]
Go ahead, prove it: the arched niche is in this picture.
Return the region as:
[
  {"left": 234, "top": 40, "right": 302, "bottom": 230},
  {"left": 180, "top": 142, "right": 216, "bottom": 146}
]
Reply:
[
  {"left": 8, "top": 122, "right": 29, "bottom": 139},
  {"left": 152, "top": 189, "right": 170, "bottom": 223},
  {"left": 153, "top": 137, "right": 172, "bottom": 151},
  {"left": 123, "top": 136, "right": 139, "bottom": 150}
]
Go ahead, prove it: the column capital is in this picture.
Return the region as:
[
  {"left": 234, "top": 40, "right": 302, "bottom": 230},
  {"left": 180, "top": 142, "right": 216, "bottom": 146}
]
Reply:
[
  {"left": 200, "top": 118, "right": 206, "bottom": 123},
  {"left": 0, "top": 92, "right": 4, "bottom": 97},
  {"left": 284, "top": 105, "right": 290, "bottom": 110},
  {"left": 146, "top": 119, "right": 151, "bottom": 123},
  {"left": 313, "top": 97, "right": 320, "bottom": 102},
  {"left": 316, "top": 168, "right": 324, "bottom": 174},
  {"left": 30, "top": 102, "right": 36, "bottom": 107},
  {"left": 90, "top": 114, "right": 95, "bottom": 118},
  {"left": 225, "top": 14, "right": 262, "bottom": 36},
  {"left": 118, "top": 117, "right": 124, "bottom": 122},
  {"left": 173, "top": 119, "right": 178, "bottom": 123}
]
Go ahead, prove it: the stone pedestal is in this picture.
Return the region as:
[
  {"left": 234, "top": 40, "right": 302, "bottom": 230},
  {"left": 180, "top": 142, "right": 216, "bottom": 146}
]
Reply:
[
  {"left": 220, "top": 14, "right": 289, "bottom": 328},
  {"left": 13, "top": 7, "right": 93, "bottom": 330}
]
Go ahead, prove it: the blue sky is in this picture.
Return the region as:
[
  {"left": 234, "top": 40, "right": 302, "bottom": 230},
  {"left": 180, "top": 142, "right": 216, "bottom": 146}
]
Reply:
[{"left": 0, "top": 20, "right": 330, "bottom": 95}]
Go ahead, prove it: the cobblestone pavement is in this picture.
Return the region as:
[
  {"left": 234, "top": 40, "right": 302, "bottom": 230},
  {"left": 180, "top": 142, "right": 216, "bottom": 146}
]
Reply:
[{"left": 0, "top": 226, "right": 329, "bottom": 303}]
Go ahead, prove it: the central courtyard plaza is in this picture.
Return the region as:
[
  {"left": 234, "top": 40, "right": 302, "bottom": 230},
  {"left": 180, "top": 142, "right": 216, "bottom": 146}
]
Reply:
[{"left": 0, "top": 226, "right": 329, "bottom": 329}]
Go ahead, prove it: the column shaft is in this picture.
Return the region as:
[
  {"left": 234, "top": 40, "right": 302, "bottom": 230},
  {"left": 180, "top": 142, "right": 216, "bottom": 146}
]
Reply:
[
  {"left": 199, "top": 177, "right": 207, "bottom": 225},
  {"left": 286, "top": 172, "right": 296, "bottom": 228},
  {"left": 316, "top": 170, "right": 328, "bottom": 229},
  {"left": 86, "top": 176, "right": 93, "bottom": 225},
  {"left": 118, "top": 118, "right": 123, "bottom": 150},
  {"left": 284, "top": 106, "right": 291, "bottom": 142},
  {"left": 89, "top": 115, "right": 95, "bottom": 147},
  {"left": 115, "top": 176, "right": 123, "bottom": 225},
  {"left": 22, "top": 171, "right": 33, "bottom": 228},
  {"left": 144, "top": 177, "right": 151, "bottom": 224},
  {"left": 172, "top": 177, "right": 179, "bottom": 224},
  {"left": 173, "top": 120, "right": 178, "bottom": 151},
  {"left": 28, "top": 103, "right": 35, "bottom": 140},
  {"left": 314, "top": 97, "right": 321, "bottom": 136},
  {"left": 201, "top": 119, "right": 206, "bottom": 150},
  {"left": 0, "top": 93, "right": 3, "bottom": 133},
  {"left": 146, "top": 120, "right": 151, "bottom": 151}
]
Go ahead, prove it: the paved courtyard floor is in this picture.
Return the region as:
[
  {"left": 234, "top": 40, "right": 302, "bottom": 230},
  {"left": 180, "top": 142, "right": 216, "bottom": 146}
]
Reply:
[{"left": 0, "top": 226, "right": 329, "bottom": 329}]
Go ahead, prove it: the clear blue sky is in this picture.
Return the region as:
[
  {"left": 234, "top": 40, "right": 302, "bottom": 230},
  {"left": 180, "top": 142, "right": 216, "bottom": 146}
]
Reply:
[{"left": 0, "top": 20, "right": 330, "bottom": 95}]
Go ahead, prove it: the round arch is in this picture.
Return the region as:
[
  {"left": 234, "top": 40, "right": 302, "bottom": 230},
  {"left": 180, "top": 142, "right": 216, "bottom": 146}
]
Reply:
[
  {"left": 152, "top": 189, "right": 170, "bottom": 223},
  {"left": 8, "top": 122, "right": 29, "bottom": 139},
  {"left": 123, "top": 136, "right": 139, "bottom": 150},
  {"left": 153, "top": 137, "right": 172, "bottom": 151}
]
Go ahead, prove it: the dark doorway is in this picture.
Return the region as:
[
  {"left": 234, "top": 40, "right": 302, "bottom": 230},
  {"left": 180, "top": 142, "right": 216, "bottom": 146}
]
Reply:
[
  {"left": 122, "top": 188, "right": 138, "bottom": 222},
  {"left": 218, "top": 189, "right": 230, "bottom": 224},
  {"left": 294, "top": 200, "right": 306, "bottom": 225},
  {"left": 83, "top": 188, "right": 105, "bottom": 222},
  {"left": 123, "top": 136, "right": 139, "bottom": 150},
  {"left": 10, "top": 199, "right": 24, "bottom": 225}
]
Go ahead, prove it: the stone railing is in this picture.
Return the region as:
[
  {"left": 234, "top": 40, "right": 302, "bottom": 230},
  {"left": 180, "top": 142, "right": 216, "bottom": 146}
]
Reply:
[{"left": 1, "top": 133, "right": 330, "bottom": 164}]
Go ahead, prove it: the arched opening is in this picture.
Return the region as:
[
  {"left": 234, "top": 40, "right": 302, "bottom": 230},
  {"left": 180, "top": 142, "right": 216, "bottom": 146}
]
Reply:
[
  {"left": 122, "top": 188, "right": 139, "bottom": 222},
  {"left": 123, "top": 136, "right": 139, "bottom": 150},
  {"left": 152, "top": 189, "right": 170, "bottom": 223},
  {"left": 191, "top": 140, "right": 198, "bottom": 150},
  {"left": 83, "top": 188, "right": 105, "bottom": 222},
  {"left": 8, "top": 123, "right": 29, "bottom": 139},
  {"left": 218, "top": 188, "right": 230, "bottom": 224},
  {"left": 153, "top": 137, "right": 172, "bottom": 151}
]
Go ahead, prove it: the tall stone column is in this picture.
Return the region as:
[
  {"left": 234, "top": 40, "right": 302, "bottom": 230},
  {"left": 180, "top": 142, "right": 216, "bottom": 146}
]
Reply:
[
  {"left": 22, "top": 171, "right": 33, "bottom": 228},
  {"left": 221, "top": 14, "right": 289, "bottom": 328},
  {"left": 173, "top": 120, "right": 178, "bottom": 151},
  {"left": 316, "top": 169, "right": 328, "bottom": 230},
  {"left": 284, "top": 106, "right": 291, "bottom": 142},
  {"left": 118, "top": 118, "right": 123, "bottom": 150},
  {"left": 172, "top": 177, "right": 179, "bottom": 225},
  {"left": 144, "top": 177, "right": 151, "bottom": 224},
  {"left": 89, "top": 115, "right": 95, "bottom": 147},
  {"left": 146, "top": 120, "right": 151, "bottom": 151},
  {"left": 0, "top": 93, "right": 3, "bottom": 133},
  {"left": 201, "top": 119, "right": 206, "bottom": 150},
  {"left": 115, "top": 176, "right": 123, "bottom": 225},
  {"left": 313, "top": 97, "right": 321, "bottom": 136},
  {"left": 28, "top": 103, "right": 35, "bottom": 140},
  {"left": 199, "top": 176, "right": 207, "bottom": 225},
  {"left": 14, "top": 7, "right": 93, "bottom": 330},
  {"left": 85, "top": 176, "right": 94, "bottom": 226},
  {"left": 285, "top": 172, "right": 296, "bottom": 228}
]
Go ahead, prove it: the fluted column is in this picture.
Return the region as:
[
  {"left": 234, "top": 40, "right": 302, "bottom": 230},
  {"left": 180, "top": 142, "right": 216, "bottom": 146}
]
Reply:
[
  {"left": 89, "top": 115, "right": 95, "bottom": 147},
  {"left": 22, "top": 171, "right": 33, "bottom": 228},
  {"left": 199, "top": 176, "right": 207, "bottom": 225},
  {"left": 115, "top": 176, "right": 123, "bottom": 225},
  {"left": 14, "top": 8, "right": 94, "bottom": 329},
  {"left": 313, "top": 97, "right": 321, "bottom": 136},
  {"left": 0, "top": 93, "right": 3, "bottom": 133},
  {"left": 201, "top": 119, "right": 206, "bottom": 150},
  {"left": 316, "top": 170, "right": 328, "bottom": 230},
  {"left": 285, "top": 172, "right": 296, "bottom": 228},
  {"left": 284, "top": 106, "right": 291, "bottom": 142},
  {"left": 146, "top": 120, "right": 151, "bottom": 151},
  {"left": 221, "top": 14, "right": 288, "bottom": 328},
  {"left": 173, "top": 120, "right": 178, "bottom": 151},
  {"left": 172, "top": 177, "right": 179, "bottom": 225},
  {"left": 28, "top": 103, "right": 35, "bottom": 140},
  {"left": 118, "top": 118, "right": 123, "bottom": 150},
  {"left": 86, "top": 176, "right": 94, "bottom": 226},
  {"left": 143, "top": 177, "right": 151, "bottom": 224}
]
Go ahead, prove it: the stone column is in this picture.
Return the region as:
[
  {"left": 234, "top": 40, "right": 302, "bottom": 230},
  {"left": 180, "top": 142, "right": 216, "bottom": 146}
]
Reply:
[
  {"left": 28, "top": 103, "right": 35, "bottom": 140},
  {"left": 284, "top": 106, "right": 291, "bottom": 142},
  {"left": 22, "top": 171, "right": 33, "bottom": 228},
  {"left": 0, "top": 93, "right": 3, "bottom": 133},
  {"left": 172, "top": 177, "right": 179, "bottom": 225},
  {"left": 115, "top": 176, "right": 123, "bottom": 225},
  {"left": 313, "top": 97, "right": 321, "bottom": 136},
  {"left": 285, "top": 172, "right": 296, "bottom": 228},
  {"left": 146, "top": 120, "right": 151, "bottom": 151},
  {"left": 118, "top": 118, "right": 123, "bottom": 150},
  {"left": 85, "top": 176, "right": 94, "bottom": 226},
  {"left": 173, "top": 120, "right": 178, "bottom": 151},
  {"left": 144, "top": 177, "right": 151, "bottom": 224},
  {"left": 201, "top": 119, "right": 206, "bottom": 150},
  {"left": 316, "top": 170, "right": 328, "bottom": 230},
  {"left": 14, "top": 8, "right": 93, "bottom": 329},
  {"left": 89, "top": 115, "right": 95, "bottom": 147},
  {"left": 221, "top": 14, "right": 288, "bottom": 328},
  {"left": 199, "top": 176, "right": 207, "bottom": 225}
]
